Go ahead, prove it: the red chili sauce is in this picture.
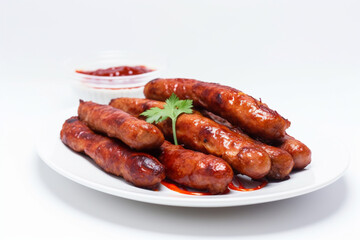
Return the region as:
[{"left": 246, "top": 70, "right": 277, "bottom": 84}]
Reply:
[
  {"left": 161, "top": 176, "right": 267, "bottom": 195},
  {"left": 228, "top": 176, "right": 268, "bottom": 192},
  {"left": 76, "top": 65, "right": 153, "bottom": 77},
  {"left": 161, "top": 180, "right": 214, "bottom": 196}
]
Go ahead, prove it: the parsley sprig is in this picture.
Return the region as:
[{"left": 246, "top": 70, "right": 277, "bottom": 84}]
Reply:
[{"left": 140, "top": 93, "right": 193, "bottom": 145}]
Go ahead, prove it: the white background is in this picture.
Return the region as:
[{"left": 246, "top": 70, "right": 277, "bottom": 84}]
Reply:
[{"left": 1, "top": 0, "right": 359, "bottom": 239}]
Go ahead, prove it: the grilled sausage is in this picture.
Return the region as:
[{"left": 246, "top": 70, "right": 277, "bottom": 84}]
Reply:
[
  {"left": 110, "top": 98, "right": 271, "bottom": 179},
  {"left": 60, "top": 117, "right": 165, "bottom": 188},
  {"left": 277, "top": 135, "right": 311, "bottom": 170},
  {"left": 232, "top": 128, "right": 293, "bottom": 179},
  {"left": 200, "top": 110, "right": 294, "bottom": 179},
  {"left": 144, "top": 78, "right": 291, "bottom": 142},
  {"left": 158, "top": 141, "right": 233, "bottom": 194},
  {"left": 202, "top": 110, "right": 310, "bottom": 171},
  {"left": 78, "top": 100, "right": 164, "bottom": 150}
]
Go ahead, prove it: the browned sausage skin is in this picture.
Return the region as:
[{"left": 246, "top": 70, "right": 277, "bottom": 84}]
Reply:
[
  {"left": 144, "top": 78, "right": 290, "bottom": 142},
  {"left": 158, "top": 141, "right": 233, "bottom": 194},
  {"left": 278, "top": 135, "right": 311, "bottom": 170},
  {"left": 110, "top": 98, "right": 271, "bottom": 179},
  {"left": 60, "top": 117, "right": 165, "bottom": 188},
  {"left": 200, "top": 110, "right": 294, "bottom": 179},
  {"left": 201, "top": 110, "right": 310, "bottom": 171},
  {"left": 78, "top": 100, "right": 164, "bottom": 150}
]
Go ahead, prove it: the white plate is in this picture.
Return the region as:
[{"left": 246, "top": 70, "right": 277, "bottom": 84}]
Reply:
[{"left": 36, "top": 108, "right": 349, "bottom": 207}]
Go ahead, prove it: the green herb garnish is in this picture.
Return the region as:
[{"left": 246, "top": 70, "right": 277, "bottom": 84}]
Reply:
[{"left": 140, "top": 93, "right": 193, "bottom": 145}]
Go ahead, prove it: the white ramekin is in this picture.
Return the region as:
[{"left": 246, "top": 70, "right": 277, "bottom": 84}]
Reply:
[{"left": 67, "top": 51, "right": 165, "bottom": 104}]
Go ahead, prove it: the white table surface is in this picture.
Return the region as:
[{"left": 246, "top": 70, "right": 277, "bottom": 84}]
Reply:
[{"left": 1, "top": 1, "right": 359, "bottom": 239}]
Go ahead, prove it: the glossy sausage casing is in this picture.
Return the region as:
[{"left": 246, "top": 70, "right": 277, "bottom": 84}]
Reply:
[
  {"left": 277, "top": 135, "right": 311, "bottom": 169},
  {"left": 110, "top": 98, "right": 271, "bottom": 179},
  {"left": 202, "top": 110, "right": 310, "bottom": 171},
  {"left": 144, "top": 78, "right": 291, "bottom": 142},
  {"left": 158, "top": 141, "right": 233, "bottom": 194},
  {"left": 78, "top": 100, "right": 164, "bottom": 150},
  {"left": 200, "top": 110, "right": 294, "bottom": 179},
  {"left": 60, "top": 117, "right": 165, "bottom": 188},
  {"left": 232, "top": 128, "right": 294, "bottom": 179}
]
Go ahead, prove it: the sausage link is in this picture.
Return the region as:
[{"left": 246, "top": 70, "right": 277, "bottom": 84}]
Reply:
[
  {"left": 277, "top": 135, "right": 311, "bottom": 170},
  {"left": 60, "top": 117, "right": 165, "bottom": 188},
  {"left": 201, "top": 110, "right": 310, "bottom": 171},
  {"left": 158, "top": 141, "right": 233, "bottom": 194},
  {"left": 78, "top": 100, "right": 164, "bottom": 150},
  {"left": 110, "top": 98, "right": 271, "bottom": 179},
  {"left": 144, "top": 78, "right": 291, "bottom": 142},
  {"left": 200, "top": 110, "right": 294, "bottom": 179}
]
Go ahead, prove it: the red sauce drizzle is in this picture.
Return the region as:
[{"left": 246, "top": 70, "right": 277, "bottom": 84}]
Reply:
[
  {"left": 161, "top": 176, "right": 267, "bottom": 195},
  {"left": 76, "top": 65, "right": 153, "bottom": 77},
  {"left": 161, "top": 180, "right": 214, "bottom": 196},
  {"left": 228, "top": 176, "right": 268, "bottom": 192}
]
